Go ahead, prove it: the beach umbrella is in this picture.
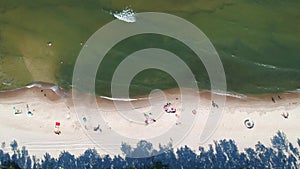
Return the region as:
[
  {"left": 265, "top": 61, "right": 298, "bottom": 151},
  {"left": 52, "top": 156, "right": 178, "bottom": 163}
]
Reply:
[
  {"left": 244, "top": 119, "right": 254, "bottom": 129},
  {"left": 26, "top": 111, "right": 33, "bottom": 117},
  {"left": 54, "top": 122, "right": 61, "bottom": 135},
  {"left": 55, "top": 122, "right": 61, "bottom": 127}
]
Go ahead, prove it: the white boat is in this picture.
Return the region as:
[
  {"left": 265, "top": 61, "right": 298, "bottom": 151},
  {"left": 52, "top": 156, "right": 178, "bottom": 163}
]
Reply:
[{"left": 113, "top": 7, "right": 136, "bottom": 23}]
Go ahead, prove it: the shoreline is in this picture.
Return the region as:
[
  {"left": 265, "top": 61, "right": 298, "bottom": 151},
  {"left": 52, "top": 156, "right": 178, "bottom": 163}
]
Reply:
[
  {"left": 0, "top": 83, "right": 300, "bottom": 158},
  {"left": 1, "top": 81, "right": 299, "bottom": 101}
]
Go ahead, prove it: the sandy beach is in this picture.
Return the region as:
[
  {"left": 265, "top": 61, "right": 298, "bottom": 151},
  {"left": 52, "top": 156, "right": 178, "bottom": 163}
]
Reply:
[{"left": 0, "top": 85, "right": 300, "bottom": 158}]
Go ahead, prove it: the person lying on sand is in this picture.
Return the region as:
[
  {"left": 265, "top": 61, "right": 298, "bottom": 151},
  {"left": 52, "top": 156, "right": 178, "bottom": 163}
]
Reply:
[
  {"left": 14, "top": 109, "right": 22, "bottom": 115},
  {"left": 93, "top": 124, "right": 102, "bottom": 132},
  {"left": 94, "top": 124, "right": 100, "bottom": 131},
  {"left": 282, "top": 112, "right": 289, "bottom": 119},
  {"left": 54, "top": 130, "right": 61, "bottom": 135},
  {"left": 148, "top": 113, "right": 156, "bottom": 122},
  {"left": 144, "top": 113, "right": 156, "bottom": 125}
]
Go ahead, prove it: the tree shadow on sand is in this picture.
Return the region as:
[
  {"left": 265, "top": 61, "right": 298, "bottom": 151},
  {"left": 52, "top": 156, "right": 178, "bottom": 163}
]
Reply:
[{"left": 1, "top": 131, "right": 300, "bottom": 168}]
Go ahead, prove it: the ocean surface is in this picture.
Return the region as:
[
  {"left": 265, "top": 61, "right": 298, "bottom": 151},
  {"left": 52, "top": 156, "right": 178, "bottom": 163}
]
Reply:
[{"left": 0, "top": 0, "right": 299, "bottom": 97}]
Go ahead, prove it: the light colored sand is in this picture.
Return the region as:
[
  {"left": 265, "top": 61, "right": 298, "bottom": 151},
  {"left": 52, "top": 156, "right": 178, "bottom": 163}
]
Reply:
[{"left": 0, "top": 87, "right": 300, "bottom": 158}]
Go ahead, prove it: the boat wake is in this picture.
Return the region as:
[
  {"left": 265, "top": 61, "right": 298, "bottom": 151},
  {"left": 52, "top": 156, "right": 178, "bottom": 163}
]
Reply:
[{"left": 112, "top": 7, "right": 136, "bottom": 23}]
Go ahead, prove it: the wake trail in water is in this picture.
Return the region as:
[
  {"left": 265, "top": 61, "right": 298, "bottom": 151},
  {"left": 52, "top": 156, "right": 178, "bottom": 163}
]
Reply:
[{"left": 230, "top": 55, "right": 300, "bottom": 73}]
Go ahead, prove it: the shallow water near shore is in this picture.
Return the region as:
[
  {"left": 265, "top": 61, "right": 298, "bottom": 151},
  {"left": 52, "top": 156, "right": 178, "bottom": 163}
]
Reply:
[{"left": 0, "top": 0, "right": 300, "bottom": 97}]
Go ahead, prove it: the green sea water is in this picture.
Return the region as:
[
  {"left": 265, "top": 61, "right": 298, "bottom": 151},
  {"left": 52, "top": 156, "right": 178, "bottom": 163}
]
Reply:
[{"left": 0, "top": 0, "right": 299, "bottom": 97}]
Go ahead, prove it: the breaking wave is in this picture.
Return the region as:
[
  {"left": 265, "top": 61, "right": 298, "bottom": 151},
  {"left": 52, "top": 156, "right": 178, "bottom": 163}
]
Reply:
[
  {"left": 212, "top": 90, "right": 247, "bottom": 99},
  {"left": 99, "top": 95, "right": 146, "bottom": 101}
]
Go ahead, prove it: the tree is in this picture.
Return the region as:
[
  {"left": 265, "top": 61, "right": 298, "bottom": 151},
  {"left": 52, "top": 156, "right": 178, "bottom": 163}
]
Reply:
[
  {"left": 1, "top": 142, "right": 5, "bottom": 149},
  {"left": 10, "top": 141, "right": 18, "bottom": 153},
  {"left": 32, "top": 155, "right": 41, "bottom": 169},
  {"left": 7, "top": 162, "right": 21, "bottom": 169},
  {"left": 25, "top": 156, "right": 32, "bottom": 169},
  {"left": 102, "top": 155, "right": 112, "bottom": 169},
  {"left": 2, "top": 131, "right": 300, "bottom": 168},
  {"left": 57, "top": 151, "right": 77, "bottom": 168},
  {"left": 271, "top": 131, "right": 288, "bottom": 151},
  {"left": 112, "top": 155, "right": 126, "bottom": 168},
  {"left": 10, "top": 140, "right": 18, "bottom": 166},
  {"left": 0, "top": 149, "right": 11, "bottom": 168},
  {"left": 177, "top": 146, "right": 197, "bottom": 168},
  {"left": 41, "top": 153, "right": 56, "bottom": 169},
  {"left": 149, "top": 161, "right": 169, "bottom": 169},
  {"left": 77, "top": 149, "right": 101, "bottom": 169}
]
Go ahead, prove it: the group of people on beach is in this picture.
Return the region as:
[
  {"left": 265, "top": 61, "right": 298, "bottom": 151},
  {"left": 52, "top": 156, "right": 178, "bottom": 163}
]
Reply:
[
  {"left": 13, "top": 104, "right": 34, "bottom": 117},
  {"left": 143, "top": 102, "right": 182, "bottom": 125},
  {"left": 163, "top": 103, "right": 176, "bottom": 113},
  {"left": 244, "top": 111, "right": 289, "bottom": 130},
  {"left": 271, "top": 95, "right": 282, "bottom": 103},
  {"left": 144, "top": 113, "right": 156, "bottom": 125},
  {"left": 13, "top": 103, "right": 64, "bottom": 135},
  {"left": 243, "top": 95, "right": 289, "bottom": 129},
  {"left": 271, "top": 95, "right": 289, "bottom": 118}
]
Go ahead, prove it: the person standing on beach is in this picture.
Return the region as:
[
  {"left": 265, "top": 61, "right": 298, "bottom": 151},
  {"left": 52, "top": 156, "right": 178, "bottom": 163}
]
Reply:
[{"left": 272, "top": 97, "right": 275, "bottom": 103}]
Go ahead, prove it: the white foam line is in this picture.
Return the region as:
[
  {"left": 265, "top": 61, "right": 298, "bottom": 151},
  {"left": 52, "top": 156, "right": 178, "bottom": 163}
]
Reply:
[
  {"left": 289, "top": 89, "right": 300, "bottom": 93},
  {"left": 253, "top": 62, "right": 278, "bottom": 69},
  {"left": 253, "top": 62, "right": 300, "bottom": 73},
  {"left": 26, "top": 83, "right": 42, "bottom": 88},
  {"left": 212, "top": 90, "right": 247, "bottom": 99},
  {"left": 99, "top": 96, "right": 146, "bottom": 101}
]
